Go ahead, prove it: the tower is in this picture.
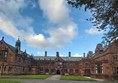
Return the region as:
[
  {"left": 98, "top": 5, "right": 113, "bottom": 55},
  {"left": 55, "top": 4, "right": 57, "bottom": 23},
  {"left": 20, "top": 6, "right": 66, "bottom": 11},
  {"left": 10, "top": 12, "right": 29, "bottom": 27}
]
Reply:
[{"left": 15, "top": 38, "right": 21, "bottom": 53}]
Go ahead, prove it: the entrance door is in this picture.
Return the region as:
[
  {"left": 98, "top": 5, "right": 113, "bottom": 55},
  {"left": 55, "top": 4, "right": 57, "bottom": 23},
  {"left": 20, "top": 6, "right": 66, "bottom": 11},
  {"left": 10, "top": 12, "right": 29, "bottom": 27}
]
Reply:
[
  {"left": 85, "top": 69, "right": 91, "bottom": 76},
  {"left": 57, "top": 70, "right": 60, "bottom": 74}
]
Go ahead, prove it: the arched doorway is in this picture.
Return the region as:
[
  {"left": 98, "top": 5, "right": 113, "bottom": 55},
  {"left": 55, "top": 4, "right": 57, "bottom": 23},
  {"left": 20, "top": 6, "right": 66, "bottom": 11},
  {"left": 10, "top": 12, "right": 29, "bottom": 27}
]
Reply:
[
  {"left": 85, "top": 69, "right": 91, "bottom": 76},
  {"left": 56, "top": 70, "right": 60, "bottom": 74}
]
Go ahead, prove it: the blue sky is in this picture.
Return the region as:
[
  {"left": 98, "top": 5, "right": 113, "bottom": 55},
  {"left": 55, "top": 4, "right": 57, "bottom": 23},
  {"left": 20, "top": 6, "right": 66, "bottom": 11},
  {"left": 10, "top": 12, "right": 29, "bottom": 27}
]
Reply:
[{"left": 0, "top": 0, "right": 104, "bottom": 57}]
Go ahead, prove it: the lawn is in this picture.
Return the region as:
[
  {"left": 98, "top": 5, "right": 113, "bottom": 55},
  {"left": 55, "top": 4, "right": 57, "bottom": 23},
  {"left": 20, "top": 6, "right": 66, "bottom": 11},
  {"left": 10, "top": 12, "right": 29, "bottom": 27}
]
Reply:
[
  {"left": 0, "top": 80, "right": 23, "bottom": 83},
  {"left": 61, "top": 75, "right": 95, "bottom": 81},
  {"left": 0, "top": 75, "right": 51, "bottom": 79}
]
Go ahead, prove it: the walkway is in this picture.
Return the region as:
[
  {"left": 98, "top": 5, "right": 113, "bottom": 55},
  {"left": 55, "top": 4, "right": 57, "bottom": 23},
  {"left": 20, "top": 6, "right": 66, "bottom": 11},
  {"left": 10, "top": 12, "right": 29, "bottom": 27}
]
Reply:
[
  {"left": 45, "top": 75, "right": 61, "bottom": 80},
  {"left": 1, "top": 75, "right": 118, "bottom": 83},
  {"left": 1, "top": 79, "right": 118, "bottom": 83},
  {"left": 85, "top": 77, "right": 105, "bottom": 81}
]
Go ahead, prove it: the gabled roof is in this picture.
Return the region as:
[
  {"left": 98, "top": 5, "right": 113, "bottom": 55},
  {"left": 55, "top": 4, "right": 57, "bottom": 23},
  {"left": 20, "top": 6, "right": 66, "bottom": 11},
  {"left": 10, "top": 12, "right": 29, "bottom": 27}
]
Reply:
[
  {"left": 7, "top": 43, "right": 16, "bottom": 53},
  {"left": 6, "top": 43, "right": 24, "bottom": 54},
  {"left": 0, "top": 39, "right": 16, "bottom": 53},
  {"left": 1, "top": 39, "right": 24, "bottom": 55}
]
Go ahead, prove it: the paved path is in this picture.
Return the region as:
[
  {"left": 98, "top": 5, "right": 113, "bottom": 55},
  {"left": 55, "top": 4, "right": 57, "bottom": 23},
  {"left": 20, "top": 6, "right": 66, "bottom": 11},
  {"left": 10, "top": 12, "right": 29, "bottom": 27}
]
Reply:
[
  {"left": 85, "top": 76, "right": 105, "bottom": 81},
  {"left": 1, "top": 75, "right": 118, "bottom": 83},
  {"left": 45, "top": 75, "right": 61, "bottom": 80},
  {"left": 1, "top": 78, "right": 118, "bottom": 83}
]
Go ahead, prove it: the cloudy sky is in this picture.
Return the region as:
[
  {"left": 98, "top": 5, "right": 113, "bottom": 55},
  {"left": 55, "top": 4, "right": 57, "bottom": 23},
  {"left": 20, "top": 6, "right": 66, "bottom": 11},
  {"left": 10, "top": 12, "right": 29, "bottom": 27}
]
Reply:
[{"left": 0, "top": 0, "right": 103, "bottom": 57}]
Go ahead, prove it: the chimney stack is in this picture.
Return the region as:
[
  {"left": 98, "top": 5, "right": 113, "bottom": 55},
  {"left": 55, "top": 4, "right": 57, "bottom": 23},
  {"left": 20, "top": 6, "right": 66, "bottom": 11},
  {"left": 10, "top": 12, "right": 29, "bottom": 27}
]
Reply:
[
  {"left": 69, "top": 52, "right": 71, "bottom": 57},
  {"left": 56, "top": 51, "right": 59, "bottom": 57},
  {"left": 83, "top": 53, "right": 85, "bottom": 58},
  {"left": 45, "top": 51, "right": 47, "bottom": 57}
]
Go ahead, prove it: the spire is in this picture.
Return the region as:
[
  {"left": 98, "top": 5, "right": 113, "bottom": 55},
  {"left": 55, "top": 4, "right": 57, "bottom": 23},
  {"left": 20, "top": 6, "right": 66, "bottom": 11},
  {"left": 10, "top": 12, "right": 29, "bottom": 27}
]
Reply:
[{"left": 15, "top": 38, "right": 21, "bottom": 53}]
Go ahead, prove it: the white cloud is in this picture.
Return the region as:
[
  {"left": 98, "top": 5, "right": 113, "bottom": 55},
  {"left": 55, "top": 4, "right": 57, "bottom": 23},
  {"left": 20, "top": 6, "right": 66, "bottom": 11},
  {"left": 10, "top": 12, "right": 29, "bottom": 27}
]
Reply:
[
  {"left": 86, "top": 27, "right": 103, "bottom": 35},
  {"left": 0, "top": 0, "right": 32, "bottom": 29},
  {"left": 39, "top": 0, "right": 69, "bottom": 24},
  {"left": 0, "top": 0, "right": 77, "bottom": 49},
  {"left": 47, "top": 23, "right": 77, "bottom": 48},
  {"left": 73, "top": 53, "right": 83, "bottom": 57},
  {"left": 37, "top": 51, "right": 44, "bottom": 56},
  {"left": 38, "top": 0, "right": 77, "bottom": 48}
]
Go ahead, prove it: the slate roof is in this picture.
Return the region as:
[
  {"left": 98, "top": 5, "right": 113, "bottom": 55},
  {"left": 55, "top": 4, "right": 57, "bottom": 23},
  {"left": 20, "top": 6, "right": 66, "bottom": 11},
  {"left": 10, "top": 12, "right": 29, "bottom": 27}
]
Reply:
[
  {"left": 6, "top": 43, "right": 24, "bottom": 54},
  {"left": 33, "top": 56, "right": 82, "bottom": 61},
  {"left": 1, "top": 39, "right": 82, "bottom": 61},
  {"left": 6, "top": 43, "right": 17, "bottom": 53}
]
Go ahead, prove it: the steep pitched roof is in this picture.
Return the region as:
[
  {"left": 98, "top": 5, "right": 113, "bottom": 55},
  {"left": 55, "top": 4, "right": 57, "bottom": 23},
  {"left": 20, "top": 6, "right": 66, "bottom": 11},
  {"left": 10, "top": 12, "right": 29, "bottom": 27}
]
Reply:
[
  {"left": 0, "top": 39, "right": 16, "bottom": 53},
  {"left": 3, "top": 40, "right": 23, "bottom": 54},
  {"left": 7, "top": 43, "right": 16, "bottom": 53}
]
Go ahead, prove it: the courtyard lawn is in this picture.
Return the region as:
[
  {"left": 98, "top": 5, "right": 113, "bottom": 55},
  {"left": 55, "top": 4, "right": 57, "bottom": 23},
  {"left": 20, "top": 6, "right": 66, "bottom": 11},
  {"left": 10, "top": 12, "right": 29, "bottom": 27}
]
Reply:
[
  {"left": 61, "top": 75, "right": 95, "bottom": 81},
  {"left": 0, "top": 80, "right": 23, "bottom": 83},
  {"left": 0, "top": 75, "right": 51, "bottom": 79}
]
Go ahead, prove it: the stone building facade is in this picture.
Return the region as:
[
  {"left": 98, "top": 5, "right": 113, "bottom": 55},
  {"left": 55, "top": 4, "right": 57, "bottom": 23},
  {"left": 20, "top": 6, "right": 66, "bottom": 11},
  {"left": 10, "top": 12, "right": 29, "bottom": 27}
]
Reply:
[
  {"left": 0, "top": 37, "right": 34, "bottom": 75},
  {"left": 35, "top": 51, "right": 82, "bottom": 75},
  {"left": 90, "top": 41, "right": 118, "bottom": 79},
  {"left": 0, "top": 37, "right": 118, "bottom": 79}
]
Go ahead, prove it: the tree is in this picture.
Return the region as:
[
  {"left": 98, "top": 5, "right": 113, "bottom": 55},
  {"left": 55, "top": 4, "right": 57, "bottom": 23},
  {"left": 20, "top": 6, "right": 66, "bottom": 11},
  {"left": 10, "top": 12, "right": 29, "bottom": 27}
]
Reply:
[{"left": 67, "top": 0, "right": 118, "bottom": 45}]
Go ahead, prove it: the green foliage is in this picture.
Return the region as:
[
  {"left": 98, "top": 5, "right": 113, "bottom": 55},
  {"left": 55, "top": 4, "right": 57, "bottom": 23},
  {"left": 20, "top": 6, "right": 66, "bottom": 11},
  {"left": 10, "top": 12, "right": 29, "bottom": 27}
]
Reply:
[
  {"left": 0, "top": 80, "right": 23, "bottom": 83},
  {"left": 0, "top": 75, "right": 51, "bottom": 79},
  {"left": 61, "top": 75, "right": 95, "bottom": 81},
  {"left": 68, "top": 0, "right": 118, "bottom": 45}
]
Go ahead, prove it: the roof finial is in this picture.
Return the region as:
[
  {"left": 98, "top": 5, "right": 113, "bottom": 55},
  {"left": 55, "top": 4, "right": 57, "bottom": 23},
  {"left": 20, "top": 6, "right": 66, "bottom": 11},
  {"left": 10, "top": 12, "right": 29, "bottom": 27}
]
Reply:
[
  {"left": 2, "top": 36, "right": 4, "bottom": 41},
  {"left": 17, "top": 36, "right": 20, "bottom": 40}
]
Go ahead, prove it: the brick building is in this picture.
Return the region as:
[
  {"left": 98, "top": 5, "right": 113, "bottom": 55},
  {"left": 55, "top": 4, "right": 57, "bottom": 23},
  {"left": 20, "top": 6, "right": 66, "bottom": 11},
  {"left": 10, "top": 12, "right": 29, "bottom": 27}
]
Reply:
[
  {"left": 90, "top": 41, "right": 118, "bottom": 79},
  {"left": 0, "top": 37, "right": 118, "bottom": 79},
  {"left": 0, "top": 37, "right": 34, "bottom": 75},
  {"left": 35, "top": 51, "right": 82, "bottom": 75}
]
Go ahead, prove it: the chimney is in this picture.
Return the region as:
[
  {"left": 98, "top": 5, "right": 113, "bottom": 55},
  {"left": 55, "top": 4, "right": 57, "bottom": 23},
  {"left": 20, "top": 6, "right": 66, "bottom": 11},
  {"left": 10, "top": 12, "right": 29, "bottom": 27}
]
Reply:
[
  {"left": 56, "top": 51, "right": 59, "bottom": 57},
  {"left": 69, "top": 52, "right": 71, "bottom": 57},
  {"left": 24, "top": 49, "right": 27, "bottom": 53},
  {"left": 45, "top": 51, "right": 47, "bottom": 57},
  {"left": 83, "top": 53, "right": 85, "bottom": 58}
]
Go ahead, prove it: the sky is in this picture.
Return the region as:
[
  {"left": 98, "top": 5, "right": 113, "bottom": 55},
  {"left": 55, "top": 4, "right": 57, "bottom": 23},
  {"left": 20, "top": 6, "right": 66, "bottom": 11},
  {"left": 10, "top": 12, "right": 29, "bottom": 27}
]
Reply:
[{"left": 0, "top": 0, "right": 104, "bottom": 57}]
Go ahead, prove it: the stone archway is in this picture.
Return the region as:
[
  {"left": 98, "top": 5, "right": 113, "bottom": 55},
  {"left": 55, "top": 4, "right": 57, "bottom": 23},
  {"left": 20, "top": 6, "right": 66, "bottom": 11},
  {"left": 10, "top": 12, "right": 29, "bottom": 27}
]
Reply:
[{"left": 56, "top": 70, "right": 60, "bottom": 74}]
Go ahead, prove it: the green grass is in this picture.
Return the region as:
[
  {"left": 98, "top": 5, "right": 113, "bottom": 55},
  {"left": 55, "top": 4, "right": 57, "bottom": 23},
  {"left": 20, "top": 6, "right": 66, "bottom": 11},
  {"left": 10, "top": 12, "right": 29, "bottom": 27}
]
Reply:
[
  {"left": 0, "top": 75, "right": 51, "bottom": 79},
  {"left": 61, "top": 75, "right": 95, "bottom": 81},
  {"left": 0, "top": 80, "right": 23, "bottom": 83}
]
